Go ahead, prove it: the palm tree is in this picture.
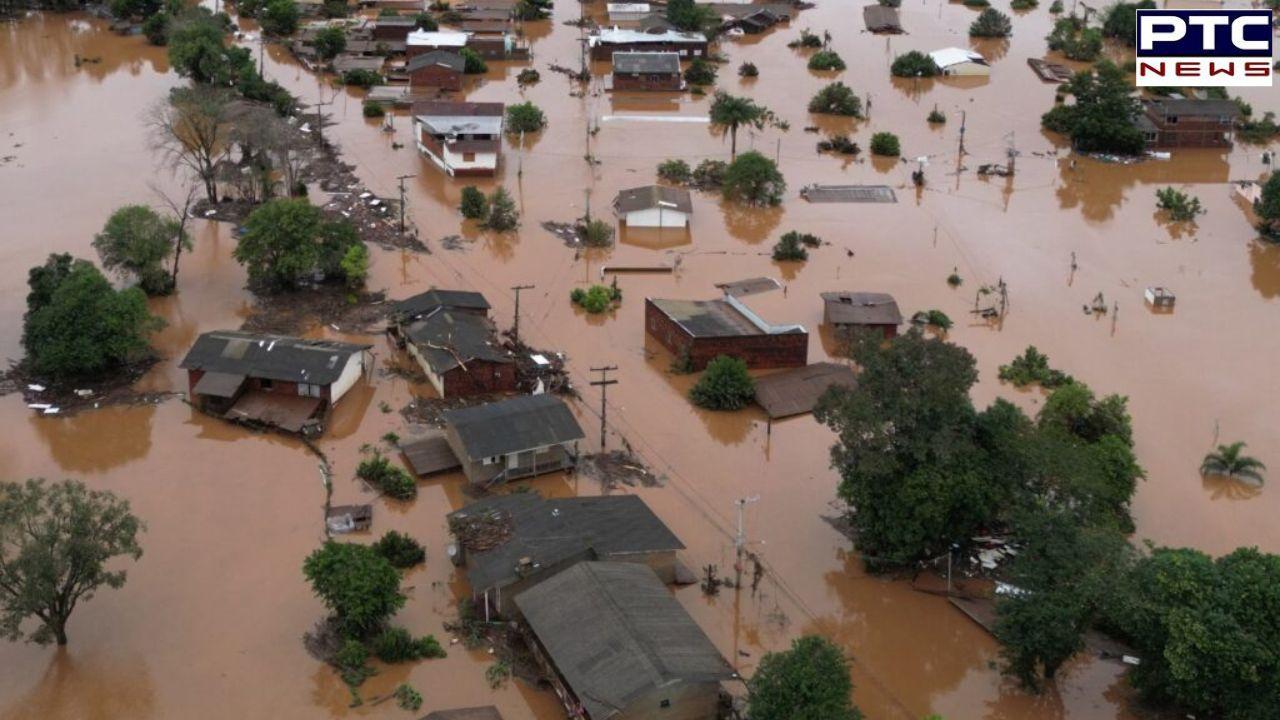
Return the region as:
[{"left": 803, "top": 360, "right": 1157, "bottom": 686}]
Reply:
[
  {"left": 1200, "top": 441, "right": 1267, "bottom": 485},
  {"left": 709, "top": 92, "right": 773, "bottom": 159}
]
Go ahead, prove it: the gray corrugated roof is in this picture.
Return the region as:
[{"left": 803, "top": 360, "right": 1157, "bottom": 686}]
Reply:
[
  {"left": 407, "top": 49, "right": 466, "bottom": 73},
  {"left": 423, "top": 708, "right": 504, "bottom": 720},
  {"left": 443, "top": 394, "right": 584, "bottom": 460},
  {"left": 404, "top": 311, "right": 512, "bottom": 374},
  {"left": 612, "top": 51, "right": 681, "bottom": 75},
  {"left": 863, "top": 4, "right": 902, "bottom": 31},
  {"left": 754, "top": 362, "right": 856, "bottom": 419},
  {"left": 821, "top": 291, "right": 903, "bottom": 326},
  {"left": 448, "top": 493, "right": 685, "bottom": 591},
  {"left": 1146, "top": 98, "right": 1241, "bottom": 119},
  {"left": 515, "top": 562, "right": 734, "bottom": 720},
  {"left": 647, "top": 298, "right": 762, "bottom": 338},
  {"left": 393, "top": 289, "right": 491, "bottom": 320},
  {"left": 613, "top": 185, "right": 693, "bottom": 215},
  {"left": 179, "top": 331, "right": 370, "bottom": 386}
]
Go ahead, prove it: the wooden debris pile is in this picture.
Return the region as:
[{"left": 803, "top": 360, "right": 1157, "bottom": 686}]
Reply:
[{"left": 448, "top": 510, "right": 515, "bottom": 553}]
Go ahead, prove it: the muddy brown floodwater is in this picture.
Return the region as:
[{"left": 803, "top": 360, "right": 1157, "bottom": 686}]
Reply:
[{"left": 1, "top": 1, "right": 1278, "bottom": 718}]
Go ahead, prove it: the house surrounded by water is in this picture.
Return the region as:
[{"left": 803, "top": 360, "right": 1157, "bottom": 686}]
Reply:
[
  {"left": 180, "top": 331, "right": 371, "bottom": 434},
  {"left": 821, "top": 291, "right": 903, "bottom": 339},
  {"left": 441, "top": 394, "right": 585, "bottom": 485},
  {"left": 611, "top": 52, "right": 683, "bottom": 91},
  {"left": 447, "top": 492, "right": 684, "bottom": 617},
  {"left": 587, "top": 27, "right": 709, "bottom": 60},
  {"left": 1135, "top": 99, "right": 1241, "bottom": 148},
  {"left": 645, "top": 279, "right": 808, "bottom": 370},
  {"left": 516, "top": 562, "right": 735, "bottom": 720},
  {"left": 412, "top": 101, "right": 504, "bottom": 176},
  {"left": 613, "top": 185, "right": 692, "bottom": 227}
]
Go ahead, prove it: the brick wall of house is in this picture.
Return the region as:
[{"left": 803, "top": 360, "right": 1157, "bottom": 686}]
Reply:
[
  {"left": 644, "top": 299, "right": 808, "bottom": 370},
  {"left": 441, "top": 361, "right": 518, "bottom": 397},
  {"left": 409, "top": 64, "right": 462, "bottom": 90}
]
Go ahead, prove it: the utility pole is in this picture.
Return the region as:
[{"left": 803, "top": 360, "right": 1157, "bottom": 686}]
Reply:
[
  {"left": 510, "top": 284, "right": 534, "bottom": 347},
  {"left": 589, "top": 366, "right": 618, "bottom": 450},
  {"left": 315, "top": 86, "right": 337, "bottom": 146},
  {"left": 584, "top": 188, "right": 592, "bottom": 222},
  {"left": 1005, "top": 131, "right": 1018, "bottom": 174},
  {"left": 733, "top": 495, "right": 760, "bottom": 588},
  {"left": 775, "top": 137, "right": 781, "bottom": 165},
  {"left": 958, "top": 109, "right": 968, "bottom": 157},
  {"left": 396, "top": 174, "right": 416, "bottom": 233}
]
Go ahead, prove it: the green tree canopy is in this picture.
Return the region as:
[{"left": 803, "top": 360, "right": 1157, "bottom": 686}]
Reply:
[
  {"left": 233, "top": 198, "right": 363, "bottom": 290},
  {"left": 259, "top": 0, "right": 300, "bottom": 35},
  {"left": 505, "top": 101, "right": 546, "bottom": 134},
  {"left": 1101, "top": 0, "right": 1155, "bottom": 46},
  {"left": 93, "top": 205, "right": 185, "bottom": 295},
  {"left": 808, "top": 82, "right": 862, "bottom": 117},
  {"left": 969, "top": 7, "right": 1012, "bottom": 37},
  {"left": 890, "top": 50, "right": 938, "bottom": 78},
  {"left": 303, "top": 541, "right": 405, "bottom": 638},
  {"left": 689, "top": 355, "right": 755, "bottom": 410},
  {"left": 665, "top": 0, "right": 714, "bottom": 32},
  {"left": 721, "top": 151, "right": 786, "bottom": 206},
  {"left": 22, "top": 255, "right": 162, "bottom": 380},
  {"left": 1256, "top": 171, "right": 1280, "bottom": 240},
  {"left": 709, "top": 92, "right": 774, "bottom": 158},
  {"left": 313, "top": 26, "right": 347, "bottom": 60},
  {"left": 1104, "top": 546, "right": 1280, "bottom": 718},
  {"left": 1041, "top": 60, "right": 1145, "bottom": 154},
  {"left": 748, "top": 635, "right": 861, "bottom": 720},
  {"left": 0, "top": 479, "right": 144, "bottom": 646},
  {"left": 168, "top": 9, "right": 235, "bottom": 84}
]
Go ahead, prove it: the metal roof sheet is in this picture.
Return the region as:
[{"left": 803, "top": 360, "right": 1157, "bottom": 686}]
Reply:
[
  {"left": 180, "top": 331, "right": 369, "bottom": 386},
  {"left": 443, "top": 394, "right": 584, "bottom": 460}
]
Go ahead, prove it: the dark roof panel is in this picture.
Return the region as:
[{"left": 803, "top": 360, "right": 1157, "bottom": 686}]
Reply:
[
  {"left": 612, "top": 51, "right": 681, "bottom": 75},
  {"left": 515, "top": 562, "right": 735, "bottom": 720},
  {"left": 613, "top": 185, "right": 693, "bottom": 214},
  {"left": 448, "top": 493, "right": 685, "bottom": 590},
  {"left": 406, "top": 50, "right": 466, "bottom": 73},
  {"left": 393, "top": 289, "right": 491, "bottom": 319},
  {"left": 443, "top": 394, "right": 584, "bottom": 460},
  {"left": 821, "top": 291, "right": 903, "bottom": 326},
  {"left": 179, "top": 331, "right": 369, "bottom": 385}
]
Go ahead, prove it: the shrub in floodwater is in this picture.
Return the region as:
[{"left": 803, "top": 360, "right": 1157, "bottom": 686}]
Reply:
[
  {"left": 998, "top": 346, "right": 1075, "bottom": 388},
  {"left": 361, "top": 101, "right": 385, "bottom": 118},
  {"left": 970, "top": 8, "right": 1012, "bottom": 37},
  {"left": 372, "top": 627, "right": 446, "bottom": 662},
  {"left": 371, "top": 530, "right": 426, "bottom": 568},
  {"left": 869, "top": 132, "right": 901, "bottom": 157},
  {"left": 483, "top": 187, "right": 519, "bottom": 231},
  {"left": 335, "top": 638, "right": 375, "bottom": 687},
  {"left": 817, "top": 134, "right": 859, "bottom": 154},
  {"left": 772, "top": 233, "right": 809, "bottom": 261},
  {"left": 739, "top": 61, "right": 759, "bottom": 77},
  {"left": 658, "top": 159, "right": 693, "bottom": 184},
  {"left": 928, "top": 108, "right": 946, "bottom": 124},
  {"left": 460, "top": 185, "right": 488, "bottom": 219},
  {"left": 579, "top": 218, "right": 615, "bottom": 247},
  {"left": 808, "top": 82, "right": 862, "bottom": 117},
  {"left": 394, "top": 684, "right": 423, "bottom": 711},
  {"left": 692, "top": 159, "right": 727, "bottom": 188},
  {"left": 788, "top": 28, "right": 822, "bottom": 48},
  {"left": 807, "top": 50, "right": 846, "bottom": 72},
  {"left": 1155, "top": 187, "right": 1204, "bottom": 222},
  {"left": 340, "top": 69, "right": 382, "bottom": 88},
  {"left": 690, "top": 355, "right": 755, "bottom": 410},
  {"left": 684, "top": 58, "right": 717, "bottom": 86},
  {"left": 947, "top": 272, "right": 963, "bottom": 287},
  {"left": 570, "top": 284, "right": 621, "bottom": 314},
  {"left": 891, "top": 50, "right": 938, "bottom": 78},
  {"left": 356, "top": 450, "right": 417, "bottom": 500}
]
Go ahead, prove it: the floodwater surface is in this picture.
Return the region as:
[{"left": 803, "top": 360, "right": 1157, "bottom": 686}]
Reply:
[{"left": 0, "top": 2, "right": 1277, "bottom": 719}]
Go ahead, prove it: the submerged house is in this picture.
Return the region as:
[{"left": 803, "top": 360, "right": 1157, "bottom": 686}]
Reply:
[
  {"left": 407, "top": 50, "right": 465, "bottom": 91},
  {"left": 180, "top": 331, "right": 371, "bottom": 434},
  {"left": 613, "top": 185, "right": 692, "bottom": 227},
  {"left": 1135, "top": 99, "right": 1240, "bottom": 148},
  {"left": 587, "top": 27, "right": 709, "bottom": 60},
  {"left": 392, "top": 288, "right": 492, "bottom": 322},
  {"left": 929, "top": 47, "right": 990, "bottom": 76},
  {"left": 412, "top": 101, "right": 504, "bottom": 176},
  {"left": 611, "top": 52, "right": 683, "bottom": 91},
  {"left": 821, "top": 291, "right": 903, "bottom": 338},
  {"left": 516, "top": 562, "right": 736, "bottom": 720},
  {"left": 406, "top": 29, "right": 470, "bottom": 57},
  {"left": 442, "top": 394, "right": 585, "bottom": 485},
  {"left": 447, "top": 493, "right": 684, "bottom": 617},
  {"left": 645, "top": 282, "right": 808, "bottom": 370},
  {"left": 403, "top": 311, "right": 517, "bottom": 398},
  {"left": 863, "top": 4, "right": 903, "bottom": 33}
]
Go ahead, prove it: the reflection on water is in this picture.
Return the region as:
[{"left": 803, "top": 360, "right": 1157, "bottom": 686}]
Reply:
[
  {"left": 0, "top": 650, "right": 155, "bottom": 720},
  {"left": 32, "top": 404, "right": 155, "bottom": 474}
]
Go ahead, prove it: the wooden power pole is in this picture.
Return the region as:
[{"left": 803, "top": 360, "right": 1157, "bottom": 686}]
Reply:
[
  {"left": 396, "top": 174, "right": 416, "bottom": 232},
  {"left": 589, "top": 366, "right": 618, "bottom": 450},
  {"left": 510, "top": 284, "right": 534, "bottom": 347}
]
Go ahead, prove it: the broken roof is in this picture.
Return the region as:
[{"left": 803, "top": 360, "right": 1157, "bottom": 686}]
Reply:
[
  {"left": 613, "top": 185, "right": 693, "bottom": 214},
  {"left": 443, "top": 394, "right": 584, "bottom": 460},
  {"left": 180, "top": 331, "right": 370, "bottom": 386},
  {"left": 612, "top": 51, "right": 681, "bottom": 75},
  {"left": 448, "top": 493, "right": 684, "bottom": 591},
  {"left": 715, "top": 276, "right": 781, "bottom": 298},
  {"left": 404, "top": 311, "right": 512, "bottom": 374},
  {"left": 395, "top": 289, "right": 491, "bottom": 320},
  {"left": 754, "top": 362, "right": 857, "bottom": 419},
  {"left": 406, "top": 49, "right": 466, "bottom": 73},
  {"left": 821, "top": 291, "right": 903, "bottom": 326},
  {"left": 515, "top": 562, "right": 734, "bottom": 720}
]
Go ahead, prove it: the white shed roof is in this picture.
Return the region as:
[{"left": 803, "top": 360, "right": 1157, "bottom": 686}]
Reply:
[
  {"left": 929, "top": 46, "right": 988, "bottom": 69},
  {"left": 589, "top": 27, "right": 706, "bottom": 46},
  {"left": 607, "top": 2, "right": 651, "bottom": 12},
  {"left": 407, "top": 30, "right": 470, "bottom": 47}
]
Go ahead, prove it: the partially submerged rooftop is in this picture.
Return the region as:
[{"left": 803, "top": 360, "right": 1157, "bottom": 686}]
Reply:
[
  {"left": 613, "top": 184, "right": 692, "bottom": 214},
  {"left": 1144, "top": 98, "right": 1241, "bottom": 119},
  {"left": 412, "top": 101, "right": 505, "bottom": 136},
  {"left": 754, "top": 362, "right": 856, "bottom": 419},
  {"left": 612, "top": 51, "right": 681, "bottom": 75},
  {"left": 442, "top": 394, "right": 584, "bottom": 461},
  {"left": 589, "top": 27, "right": 707, "bottom": 46},
  {"left": 394, "top": 288, "right": 492, "bottom": 320},
  {"left": 404, "top": 311, "right": 512, "bottom": 375},
  {"left": 448, "top": 493, "right": 684, "bottom": 592},
  {"left": 180, "top": 331, "right": 370, "bottom": 386},
  {"left": 406, "top": 49, "right": 466, "bottom": 73},
  {"left": 821, "top": 291, "right": 904, "bottom": 326},
  {"left": 514, "top": 562, "right": 735, "bottom": 720},
  {"left": 648, "top": 293, "right": 805, "bottom": 338}
]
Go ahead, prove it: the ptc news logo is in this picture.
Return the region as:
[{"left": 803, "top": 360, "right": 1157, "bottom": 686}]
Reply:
[{"left": 1136, "top": 9, "right": 1274, "bottom": 87}]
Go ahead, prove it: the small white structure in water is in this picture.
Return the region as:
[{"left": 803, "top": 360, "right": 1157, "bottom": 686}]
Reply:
[
  {"left": 929, "top": 47, "right": 991, "bottom": 76},
  {"left": 613, "top": 185, "right": 693, "bottom": 228}
]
